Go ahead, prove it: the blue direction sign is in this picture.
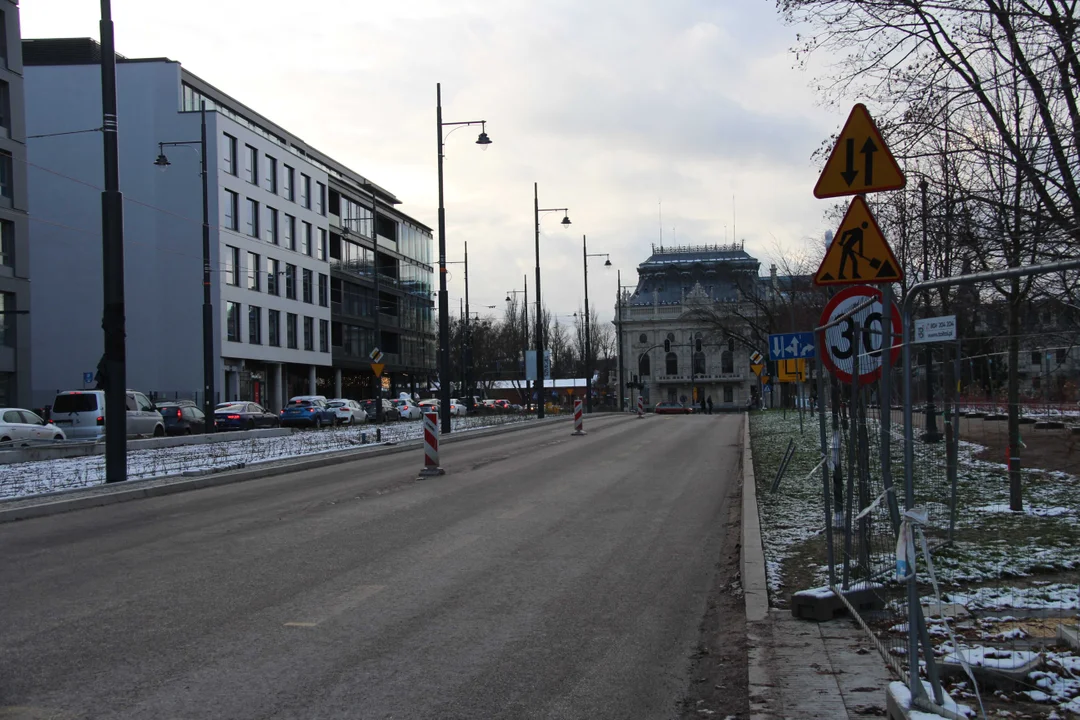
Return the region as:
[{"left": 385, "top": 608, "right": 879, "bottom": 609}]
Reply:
[
  {"left": 83, "top": 371, "right": 94, "bottom": 384},
  {"left": 769, "top": 332, "right": 817, "bottom": 361}
]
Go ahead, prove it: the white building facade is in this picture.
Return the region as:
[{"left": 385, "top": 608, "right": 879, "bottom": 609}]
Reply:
[{"left": 617, "top": 244, "right": 763, "bottom": 411}]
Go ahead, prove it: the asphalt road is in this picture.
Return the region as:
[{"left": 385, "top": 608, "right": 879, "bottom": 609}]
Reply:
[{"left": 0, "top": 412, "right": 744, "bottom": 720}]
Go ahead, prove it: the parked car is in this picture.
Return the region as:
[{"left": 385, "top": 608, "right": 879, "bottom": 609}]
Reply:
[
  {"left": 0, "top": 408, "right": 66, "bottom": 445},
  {"left": 50, "top": 389, "right": 165, "bottom": 440},
  {"left": 492, "top": 399, "right": 511, "bottom": 412},
  {"left": 418, "top": 398, "right": 440, "bottom": 412},
  {"left": 448, "top": 399, "right": 467, "bottom": 417},
  {"left": 360, "top": 399, "right": 400, "bottom": 422},
  {"left": 214, "top": 402, "right": 280, "bottom": 431},
  {"left": 157, "top": 402, "right": 207, "bottom": 435},
  {"left": 394, "top": 399, "right": 423, "bottom": 420},
  {"left": 326, "top": 399, "right": 367, "bottom": 425},
  {"left": 654, "top": 401, "right": 692, "bottom": 415},
  {"left": 288, "top": 395, "right": 328, "bottom": 406},
  {"left": 280, "top": 399, "right": 336, "bottom": 428}
]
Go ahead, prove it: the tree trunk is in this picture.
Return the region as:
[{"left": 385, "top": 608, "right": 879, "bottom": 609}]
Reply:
[{"left": 1007, "top": 276, "right": 1023, "bottom": 511}]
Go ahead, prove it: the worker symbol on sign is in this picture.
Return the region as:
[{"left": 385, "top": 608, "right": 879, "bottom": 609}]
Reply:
[{"left": 838, "top": 221, "right": 869, "bottom": 280}]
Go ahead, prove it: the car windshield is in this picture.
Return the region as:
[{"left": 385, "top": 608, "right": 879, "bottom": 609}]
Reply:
[{"left": 52, "top": 394, "right": 99, "bottom": 413}]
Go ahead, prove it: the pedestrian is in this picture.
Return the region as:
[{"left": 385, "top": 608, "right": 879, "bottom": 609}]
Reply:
[
  {"left": 707, "top": 396, "right": 713, "bottom": 415},
  {"left": 700, "top": 396, "right": 706, "bottom": 414}
]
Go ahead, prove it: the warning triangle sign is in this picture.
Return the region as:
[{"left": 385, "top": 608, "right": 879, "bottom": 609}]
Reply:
[
  {"left": 813, "top": 104, "right": 906, "bottom": 199},
  {"left": 815, "top": 196, "right": 903, "bottom": 286},
  {"left": 751, "top": 363, "right": 764, "bottom": 376}
]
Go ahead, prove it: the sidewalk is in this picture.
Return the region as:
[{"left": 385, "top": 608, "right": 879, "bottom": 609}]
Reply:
[{"left": 742, "top": 414, "right": 895, "bottom": 719}]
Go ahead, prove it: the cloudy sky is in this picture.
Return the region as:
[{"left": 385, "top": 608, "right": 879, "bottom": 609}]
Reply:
[{"left": 22, "top": 0, "right": 839, "bottom": 324}]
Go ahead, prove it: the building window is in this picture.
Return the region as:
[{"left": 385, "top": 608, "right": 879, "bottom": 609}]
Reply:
[
  {"left": 245, "top": 199, "right": 259, "bottom": 237},
  {"left": 316, "top": 182, "right": 326, "bottom": 215},
  {"left": 638, "top": 333, "right": 647, "bottom": 344},
  {"left": 225, "top": 246, "right": 240, "bottom": 286},
  {"left": 302, "top": 268, "right": 313, "bottom": 303},
  {"left": 301, "top": 221, "right": 312, "bottom": 256},
  {"left": 267, "top": 258, "right": 280, "bottom": 296},
  {"left": 222, "top": 133, "right": 237, "bottom": 175},
  {"left": 639, "top": 354, "right": 650, "bottom": 377},
  {"left": 264, "top": 155, "right": 277, "bottom": 193},
  {"left": 0, "top": 150, "right": 12, "bottom": 199},
  {"left": 300, "top": 174, "right": 311, "bottom": 209},
  {"left": 317, "top": 228, "right": 327, "bottom": 261},
  {"left": 721, "top": 351, "right": 734, "bottom": 374},
  {"left": 283, "top": 214, "right": 295, "bottom": 251},
  {"left": 286, "top": 312, "right": 298, "bottom": 349},
  {"left": 1057, "top": 348, "right": 1067, "bottom": 364},
  {"left": 247, "top": 252, "right": 260, "bottom": 291},
  {"left": 248, "top": 305, "right": 262, "bottom": 344},
  {"left": 268, "top": 309, "right": 281, "bottom": 347},
  {"left": 0, "top": 12, "right": 7, "bottom": 69},
  {"left": 0, "top": 219, "right": 13, "bottom": 268},
  {"left": 226, "top": 301, "right": 241, "bottom": 342},
  {"left": 244, "top": 145, "right": 258, "bottom": 185},
  {"left": 303, "top": 316, "right": 314, "bottom": 351},
  {"left": 0, "top": 81, "right": 10, "bottom": 137},
  {"left": 285, "top": 264, "right": 297, "bottom": 299},
  {"left": 318, "top": 273, "right": 328, "bottom": 307},
  {"left": 667, "top": 332, "right": 675, "bottom": 342},
  {"left": 723, "top": 386, "right": 733, "bottom": 403},
  {"left": 223, "top": 189, "right": 239, "bottom": 230},
  {"left": 728, "top": 338, "right": 735, "bottom": 353},
  {"left": 0, "top": 293, "right": 14, "bottom": 347},
  {"left": 265, "top": 207, "right": 278, "bottom": 245},
  {"left": 665, "top": 352, "right": 678, "bottom": 375},
  {"left": 693, "top": 351, "right": 706, "bottom": 375},
  {"left": 283, "top": 165, "right": 294, "bottom": 201},
  {"left": 319, "top": 319, "right": 329, "bottom": 352}
]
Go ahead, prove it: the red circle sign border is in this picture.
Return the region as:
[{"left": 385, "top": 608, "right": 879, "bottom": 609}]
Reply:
[{"left": 817, "top": 285, "right": 902, "bottom": 385}]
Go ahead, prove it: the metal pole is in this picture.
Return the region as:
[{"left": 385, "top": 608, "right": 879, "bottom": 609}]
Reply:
[
  {"left": 372, "top": 190, "right": 383, "bottom": 424},
  {"left": 616, "top": 270, "right": 624, "bottom": 412},
  {"left": 523, "top": 275, "right": 529, "bottom": 410},
  {"left": 880, "top": 284, "right": 899, "bottom": 530},
  {"left": 920, "top": 179, "right": 941, "bottom": 442},
  {"left": 817, "top": 347, "right": 836, "bottom": 588},
  {"left": 436, "top": 84, "right": 452, "bottom": 433},
  {"left": 100, "top": 0, "right": 127, "bottom": 482},
  {"left": 464, "top": 240, "right": 471, "bottom": 413},
  {"left": 200, "top": 101, "right": 215, "bottom": 435},
  {"left": 534, "top": 182, "right": 544, "bottom": 419},
  {"left": 583, "top": 234, "right": 592, "bottom": 414}
]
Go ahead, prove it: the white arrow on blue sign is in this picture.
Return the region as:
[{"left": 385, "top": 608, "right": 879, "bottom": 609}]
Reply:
[{"left": 769, "top": 332, "right": 817, "bottom": 361}]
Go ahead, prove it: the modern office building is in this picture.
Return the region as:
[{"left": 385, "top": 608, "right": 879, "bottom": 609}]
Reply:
[
  {"left": 616, "top": 243, "right": 761, "bottom": 411},
  {"left": 0, "top": 1, "right": 30, "bottom": 408},
  {"left": 23, "top": 38, "right": 434, "bottom": 409}
]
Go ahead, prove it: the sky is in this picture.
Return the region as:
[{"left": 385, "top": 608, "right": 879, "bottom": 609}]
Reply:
[{"left": 21, "top": 0, "right": 840, "bottom": 326}]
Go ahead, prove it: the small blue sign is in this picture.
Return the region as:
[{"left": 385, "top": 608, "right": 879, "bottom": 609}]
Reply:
[
  {"left": 83, "top": 371, "right": 94, "bottom": 384},
  {"left": 769, "top": 332, "right": 817, "bottom": 361}
]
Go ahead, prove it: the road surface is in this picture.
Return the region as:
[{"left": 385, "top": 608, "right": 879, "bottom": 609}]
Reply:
[{"left": 0, "top": 413, "right": 744, "bottom": 719}]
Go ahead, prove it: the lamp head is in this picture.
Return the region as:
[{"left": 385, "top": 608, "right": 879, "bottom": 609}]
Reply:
[
  {"left": 561, "top": 214, "right": 571, "bottom": 226},
  {"left": 476, "top": 123, "right": 492, "bottom": 149},
  {"left": 604, "top": 258, "right": 612, "bottom": 267},
  {"left": 505, "top": 294, "right": 512, "bottom": 302},
  {"left": 154, "top": 153, "right": 171, "bottom": 170}
]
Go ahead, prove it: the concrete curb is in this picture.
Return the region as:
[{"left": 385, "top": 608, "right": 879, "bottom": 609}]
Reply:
[
  {"left": 741, "top": 411, "right": 769, "bottom": 622},
  {"left": 0, "top": 415, "right": 585, "bottom": 524}
]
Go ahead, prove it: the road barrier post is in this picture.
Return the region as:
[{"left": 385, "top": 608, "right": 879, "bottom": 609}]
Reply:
[
  {"left": 637, "top": 396, "right": 644, "bottom": 418},
  {"left": 418, "top": 412, "right": 445, "bottom": 478},
  {"left": 572, "top": 398, "right": 586, "bottom": 436}
]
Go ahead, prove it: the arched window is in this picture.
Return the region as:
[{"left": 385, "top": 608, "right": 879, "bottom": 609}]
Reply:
[
  {"left": 666, "top": 352, "right": 678, "bottom": 375},
  {"left": 638, "top": 333, "right": 648, "bottom": 344},
  {"left": 728, "top": 338, "right": 735, "bottom": 353},
  {"left": 639, "top": 354, "right": 651, "bottom": 377},
  {"left": 693, "top": 351, "right": 706, "bottom": 375},
  {"left": 721, "top": 350, "right": 734, "bottom": 374},
  {"left": 667, "top": 332, "right": 676, "bottom": 342}
]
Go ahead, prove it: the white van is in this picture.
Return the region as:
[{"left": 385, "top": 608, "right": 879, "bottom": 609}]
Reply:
[{"left": 50, "top": 390, "right": 166, "bottom": 441}]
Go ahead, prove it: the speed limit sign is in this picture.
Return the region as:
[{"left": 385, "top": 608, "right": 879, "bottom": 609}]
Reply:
[{"left": 818, "top": 286, "right": 901, "bottom": 385}]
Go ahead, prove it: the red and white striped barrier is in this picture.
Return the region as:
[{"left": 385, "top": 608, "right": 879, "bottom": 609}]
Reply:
[
  {"left": 418, "top": 411, "right": 445, "bottom": 477},
  {"left": 572, "top": 398, "right": 586, "bottom": 436},
  {"left": 637, "top": 396, "right": 644, "bottom": 418}
]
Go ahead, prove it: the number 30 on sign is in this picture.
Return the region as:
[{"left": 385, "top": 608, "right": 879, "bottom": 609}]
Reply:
[{"left": 818, "top": 286, "right": 901, "bottom": 385}]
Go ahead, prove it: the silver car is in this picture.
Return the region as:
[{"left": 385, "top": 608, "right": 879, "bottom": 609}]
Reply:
[
  {"left": 0, "top": 408, "right": 66, "bottom": 445},
  {"left": 50, "top": 390, "right": 166, "bottom": 440}
]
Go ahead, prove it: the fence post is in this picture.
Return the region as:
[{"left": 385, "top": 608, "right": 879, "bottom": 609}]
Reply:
[
  {"left": 817, "top": 346, "right": 837, "bottom": 589},
  {"left": 880, "top": 284, "right": 901, "bottom": 531}
]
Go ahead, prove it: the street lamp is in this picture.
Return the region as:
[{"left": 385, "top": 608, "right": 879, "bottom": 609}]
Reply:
[
  {"left": 437, "top": 83, "right": 491, "bottom": 434},
  {"left": 919, "top": 178, "right": 941, "bottom": 442},
  {"left": 154, "top": 100, "right": 214, "bottom": 433},
  {"left": 533, "top": 182, "right": 571, "bottom": 419},
  {"left": 507, "top": 277, "right": 529, "bottom": 408},
  {"left": 582, "top": 234, "right": 611, "bottom": 413}
]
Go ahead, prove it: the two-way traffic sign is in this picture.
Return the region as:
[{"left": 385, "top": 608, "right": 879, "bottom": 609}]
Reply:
[
  {"left": 769, "top": 332, "right": 817, "bottom": 361},
  {"left": 813, "top": 104, "right": 906, "bottom": 198}
]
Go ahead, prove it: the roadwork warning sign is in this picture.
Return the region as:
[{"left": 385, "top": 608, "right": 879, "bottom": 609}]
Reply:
[{"left": 815, "top": 196, "right": 903, "bottom": 286}]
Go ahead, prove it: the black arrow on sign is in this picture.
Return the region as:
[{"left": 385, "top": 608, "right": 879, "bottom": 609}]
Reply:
[
  {"left": 840, "top": 138, "right": 857, "bottom": 186},
  {"left": 861, "top": 136, "right": 878, "bottom": 186}
]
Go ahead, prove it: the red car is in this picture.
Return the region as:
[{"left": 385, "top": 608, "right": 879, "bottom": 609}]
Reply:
[{"left": 654, "top": 401, "right": 692, "bottom": 415}]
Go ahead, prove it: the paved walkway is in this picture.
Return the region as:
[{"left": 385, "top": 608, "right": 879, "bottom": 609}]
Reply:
[{"left": 742, "top": 414, "right": 895, "bottom": 719}]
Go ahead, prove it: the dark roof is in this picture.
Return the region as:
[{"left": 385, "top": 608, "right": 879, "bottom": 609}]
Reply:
[{"left": 22, "top": 38, "right": 172, "bottom": 66}]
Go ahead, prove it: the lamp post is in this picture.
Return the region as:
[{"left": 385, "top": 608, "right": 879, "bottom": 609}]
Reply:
[
  {"left": 436, "top": 83, "right": 491, "bottom": 433},
  {"left": 154, "top": 101, "right": 214, "bottom": 433},
  {"left": 506, "top": 277, "right": 528, "bottom": 408},
  {"left": 616, "top": 269, "right": 624, "bottom": 412},
  {"left": 919, "top": 178, "right": 941, "bottom": 442},
  {"left": 533, "top": 182, "right": 572, "bottom": 419},
  {"left": 582, "top": 234, "right": 611, "bottom": 413}
]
